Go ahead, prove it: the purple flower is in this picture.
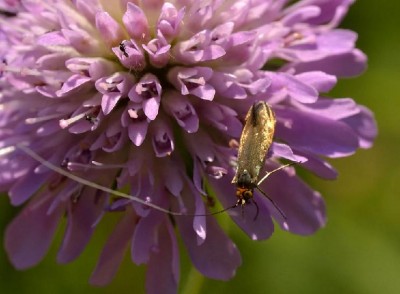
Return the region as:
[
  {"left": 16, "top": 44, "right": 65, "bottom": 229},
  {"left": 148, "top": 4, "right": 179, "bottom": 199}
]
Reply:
[{"left": 0, "top": 0, "right": 377, "bottom": 293}]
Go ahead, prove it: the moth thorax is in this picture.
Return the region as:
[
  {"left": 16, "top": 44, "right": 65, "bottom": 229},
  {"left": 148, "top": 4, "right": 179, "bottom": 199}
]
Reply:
[{"left": 236, "top": 169, "right": 254, "bottom": 188}]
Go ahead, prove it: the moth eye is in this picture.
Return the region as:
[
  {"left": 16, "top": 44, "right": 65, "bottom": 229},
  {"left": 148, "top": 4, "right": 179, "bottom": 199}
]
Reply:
[{"left": 244, "top": 190, "right": 253, "bottom": 199}]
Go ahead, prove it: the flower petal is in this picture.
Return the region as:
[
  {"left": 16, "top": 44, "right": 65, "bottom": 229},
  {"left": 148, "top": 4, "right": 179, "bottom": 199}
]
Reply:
[
  {"left": 146, "top": 221, "right": 179, "bottom": 294},
  {"left": 5, "top": 194, "right": 64, "bottom": 269},
  {"left": 9, "top": 169, "right": 51, "bottom": 205},
  {"left": 95, "top": 11, "right": 124, "bottom": 46},
  {"left": 57, "top": 189, "right": 105, "bottom": 264},
  {"left": 276, "top": 108, "right": 359, "bottom": 157},
  {"left": 123, "top": 3, "right": 149, "bottom": 40},
  {"left": 175, "top": 210, "right": 241, "bottom": 280},
  {"left": 90, "top": 209, "right": 137, "bottom": 286},
  {"left": 259, "top": 162, "right": 326, "bottom": 235}
]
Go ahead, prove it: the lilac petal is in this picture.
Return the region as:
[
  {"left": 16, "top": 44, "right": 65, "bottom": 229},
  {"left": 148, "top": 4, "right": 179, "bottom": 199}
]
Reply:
[
  {"left": 185, "top": 130, "right": 215, "bottom": 162},
  {"left": 143, "top": 97, "right": 160, "bottom": 120},
  {"left": 317, "top": 29, "right": 357, "bottom": 54},
  {"left": 293, "top": 149, "right": 338, "bottom": 180},
  {"left": 5, "top": 194, "right": 64, "bottom": 269},
  {"left": 168, "top": 66, "right": 215, "bottom": 100},
  {"left": 290, "top": 49, "right": 367, "bottom": 78},
  {"left": 197, "top": 103, "right": 242, "bottom": 137},
  {"left": 75, "top": 0, "right": 102, "bottom": 25},
  {"left": 66, "top": 57, "right": 116, "bottom": 81},
  {"left": 57, "top": 189, "right": 105, "bottom": 264},
  {"left": 295, "top": 71, "right": 337, "bottom": 93},
  {"left": 95, "top": 11, "right": 124, "bottom": 46},
  {"left": 131, "top": 210, "right": 164, "bottom": 264},
  {"left": 142, "top": 33, "right": 171, "bottom": 67},
  {"left": 123, "top": 3, "right": 149, "bottom": 40},
  {"left": 175, "top": 208, "right": 241, "bottom": 280},
  {"left": 259, "top": 163, "right": 326, "bottom": 235},
  {"left": 342, "top": 105, "right": 377, "bottom": 149},
  {"left": 101, "top": 92, "right": 121, "bottom": 115},
  {"left": 129, "top": 73, "right": 162, "bottom": 102},
  {"left": 9, "top": 169, "right": 51, "bottom": 205},
  {"left": 163, "top": 92, "right": 199, "bottom": 133},
  {"left": 208, "top": 172, "right": 275, "bottom": 241},
  {"left": 157, "top": 3, "right": 185, "bottom": 39},
  {"left": 36, "top": 53, "right": 71, "bottom": 70},
  {"left": 90, "top": 210, "right": 136, "bottom": 286},
  {"left": 61, "top": 28, "right": 101, "bottom": 55},
  {"left": 56, "top": 74, "right": 91, "bottom": 97},
  {"left": 282, "top": 6, "right": 321, "bottom": 26},
  {"left": 37, "top": 31, "right": 69, "bottom": 46},
  {"left": 151, "top": 119, "right": 174, "bottom": 157},
  {"left": 270, "top": 142, "right": 308, "bottom": 162},
  {"left": 173, "top": 30, "right": 226, "bottom": 63},
  {"left": 191, "top": 186, "right": 207, "bottom": 244},
  {"left": 193, "top": 159, "right": 206, "bottom": 195},
  {"left": 292, "top": 97, "right": 360, "bottom": 120},
  {"left": 159, "top": 160, "right": 183, "bottom": 197},
  {"left": 292, "top": 0, "right": 353, "bottom": 26},
  {"left": 276, "top": 108, "right": 359, "bottom": 157},
  {"left": 128, "top": 119, "right": 149, "bottom": 146},
  {"left": 267, "top": 72, "right": 318, "bottom": 103},
  {"left": 146, "top": 221, "right": 179, "bottom": 294},
  {"left": 209, "top": 72, "right": 247, "bottom": 99}
]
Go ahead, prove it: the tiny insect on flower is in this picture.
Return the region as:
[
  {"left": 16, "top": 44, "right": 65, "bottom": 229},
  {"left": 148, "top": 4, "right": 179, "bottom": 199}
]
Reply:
[{"left": 119, "top": 41, "right": 129, "bottom": 57}]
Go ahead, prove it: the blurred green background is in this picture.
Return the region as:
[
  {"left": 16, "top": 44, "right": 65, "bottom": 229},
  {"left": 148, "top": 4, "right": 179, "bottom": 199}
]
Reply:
[{"left": 1, "top": 1, "right": 400, "bottom": 293}]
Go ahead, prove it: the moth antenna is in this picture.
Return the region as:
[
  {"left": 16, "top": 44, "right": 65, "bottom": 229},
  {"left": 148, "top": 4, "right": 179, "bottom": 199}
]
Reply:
[
  {"left": 257, "top": 161, "right": 300, "bottom": 186},
  {"left": 15, "top": 144, "right": 185, "bottom": 216},
  {"left": 14, "top": 144, "right": 242, "bottom": 219},
  {"left": 255, "top": 186, "right": 287, "bottom": 220},
  {"left": 185, "top": 203, "right": 239, "bottom": 217}
]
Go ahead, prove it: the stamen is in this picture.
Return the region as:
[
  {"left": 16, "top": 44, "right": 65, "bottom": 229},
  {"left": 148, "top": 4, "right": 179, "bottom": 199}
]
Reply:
[
  {"left": 25, "top": 113, "right": 63, "bottom": 124},
  {"left": 67, "top": 161, "right": 126, "bottom": 170},
  {"left": 59, "top": 112, "right": 88, "bottom": 128},
  {"left": 0, "top": 145, "right": 16, "bottom": 157}
]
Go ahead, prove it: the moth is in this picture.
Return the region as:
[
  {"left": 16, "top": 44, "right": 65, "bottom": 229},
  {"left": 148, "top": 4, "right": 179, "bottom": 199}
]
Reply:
[{"left": 230, "top": 101, "right": 290, "bottom": 219}]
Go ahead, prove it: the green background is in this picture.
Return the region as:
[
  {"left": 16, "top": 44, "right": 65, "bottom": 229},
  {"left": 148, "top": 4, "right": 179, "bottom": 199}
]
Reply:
[{"left": 1, "top": 1, "right": 399, "bottom": 293}]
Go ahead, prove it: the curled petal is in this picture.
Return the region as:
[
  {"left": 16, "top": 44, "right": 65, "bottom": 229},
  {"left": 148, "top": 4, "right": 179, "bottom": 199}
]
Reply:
[
  {"left": 95, "top": 11, "right": 124, "bottom": 46},
  {"left": 173, "top": 30, "right": 226, "bottom": 64},
  {"left": 157, "top": 3, "right": 185, "bottom": 40},
  {"left": 150, "top": 119, "right": 174, "bottom": 157},
  {"left": 123, "top": 3, "right": 150, "bottom": 40},
  {"left": 125, "top": 109, "right": 149, "bottom": 146},
  {"left": 142, "top": 32, "right": 171, "bottom": 68},
  {"left": 163, "top": 92, "right": 199, "bottom": 133}
]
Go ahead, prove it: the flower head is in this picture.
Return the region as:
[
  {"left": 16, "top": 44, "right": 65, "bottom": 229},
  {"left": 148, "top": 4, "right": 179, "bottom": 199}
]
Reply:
[{"left": 0, "top": 0, "right": 377, "bottom": 292}]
